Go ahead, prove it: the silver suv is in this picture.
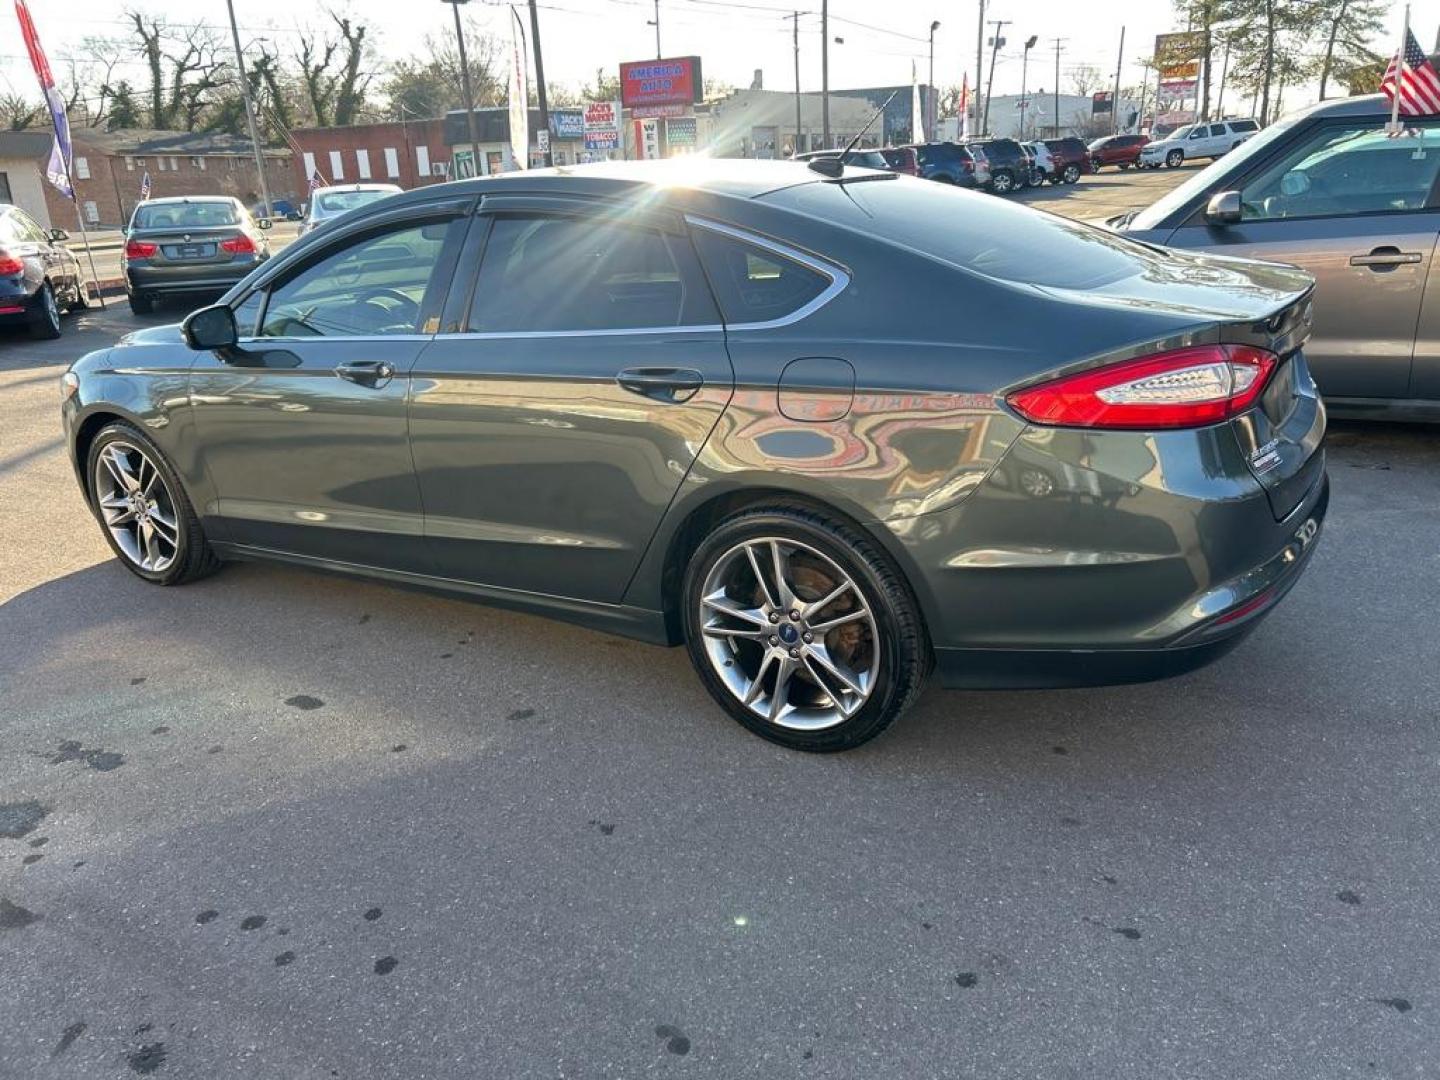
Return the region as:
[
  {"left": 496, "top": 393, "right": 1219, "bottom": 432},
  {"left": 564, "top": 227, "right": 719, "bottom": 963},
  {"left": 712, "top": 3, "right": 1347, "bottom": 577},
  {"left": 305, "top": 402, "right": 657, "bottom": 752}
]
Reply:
[{"left": 1140, "top": 118, "right": 1260, "bottom": 169}]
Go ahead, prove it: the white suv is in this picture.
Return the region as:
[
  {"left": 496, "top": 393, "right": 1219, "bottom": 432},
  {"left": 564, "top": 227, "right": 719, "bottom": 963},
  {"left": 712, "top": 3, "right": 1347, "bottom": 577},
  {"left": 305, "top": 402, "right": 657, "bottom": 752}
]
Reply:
[{"left": 1139, "top": 119, "right": 1260, "bottom": 169}]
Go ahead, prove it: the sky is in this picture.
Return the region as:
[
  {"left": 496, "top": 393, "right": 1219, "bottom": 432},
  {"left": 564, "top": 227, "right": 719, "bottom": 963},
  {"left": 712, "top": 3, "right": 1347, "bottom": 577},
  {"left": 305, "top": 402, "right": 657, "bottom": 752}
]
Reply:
[{"left": 2, "top": 0, "right": 1436, "bottom": 115}]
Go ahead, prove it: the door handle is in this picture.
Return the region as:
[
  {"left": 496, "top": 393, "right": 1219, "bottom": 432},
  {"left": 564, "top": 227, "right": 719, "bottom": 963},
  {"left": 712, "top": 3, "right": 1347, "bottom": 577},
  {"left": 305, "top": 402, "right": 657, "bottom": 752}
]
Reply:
[
  {"left": 616, "top": 367, "right": 704, "bottom": 402},
  {"left": 335, "top": 359, "right": 395, "bottom": 387},
  {"left": 1350, "top": 246, "right": 1422, "bottom": 269}
]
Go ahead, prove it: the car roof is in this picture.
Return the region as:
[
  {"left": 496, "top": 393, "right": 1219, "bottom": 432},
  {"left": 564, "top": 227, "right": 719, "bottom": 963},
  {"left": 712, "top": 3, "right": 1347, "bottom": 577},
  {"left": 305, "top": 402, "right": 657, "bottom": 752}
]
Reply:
[{"left": 356, "top": 159, "right": 844, "bottom": 213}]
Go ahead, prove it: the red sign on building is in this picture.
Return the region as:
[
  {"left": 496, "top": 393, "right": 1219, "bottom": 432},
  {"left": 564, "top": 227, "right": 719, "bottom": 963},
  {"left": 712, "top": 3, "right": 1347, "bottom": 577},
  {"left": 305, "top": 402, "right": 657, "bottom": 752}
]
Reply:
[{"left": 619, "top": 57, "right": 703, "bottom": 113}]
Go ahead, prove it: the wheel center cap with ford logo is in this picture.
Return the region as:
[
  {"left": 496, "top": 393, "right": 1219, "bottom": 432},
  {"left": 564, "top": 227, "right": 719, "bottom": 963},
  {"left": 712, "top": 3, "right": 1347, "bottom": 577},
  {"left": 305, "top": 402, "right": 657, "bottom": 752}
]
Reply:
[{"left": 778, "top": 623, "right": 799, "bottom": 644}]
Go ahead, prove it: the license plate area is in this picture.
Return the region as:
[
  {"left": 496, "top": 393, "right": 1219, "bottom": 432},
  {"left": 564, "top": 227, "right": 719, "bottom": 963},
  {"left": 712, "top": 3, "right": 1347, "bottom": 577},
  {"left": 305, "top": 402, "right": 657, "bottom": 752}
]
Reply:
[{"left": 165, "top": 243, "right": 214, "bottom": 259}]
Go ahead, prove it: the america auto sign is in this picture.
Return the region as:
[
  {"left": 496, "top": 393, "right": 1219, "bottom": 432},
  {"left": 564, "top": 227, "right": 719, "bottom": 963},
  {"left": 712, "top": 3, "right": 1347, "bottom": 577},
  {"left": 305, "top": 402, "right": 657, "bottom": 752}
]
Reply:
[{"left": 619, "top": 56, "right": 703, "bottom": 117}]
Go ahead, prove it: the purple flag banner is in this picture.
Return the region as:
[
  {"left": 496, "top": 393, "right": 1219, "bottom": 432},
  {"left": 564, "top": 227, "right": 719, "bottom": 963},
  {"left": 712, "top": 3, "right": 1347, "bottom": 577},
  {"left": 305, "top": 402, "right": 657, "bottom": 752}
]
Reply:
[{"left": 16, "top": 0, "right": 73, "bottom": 199}]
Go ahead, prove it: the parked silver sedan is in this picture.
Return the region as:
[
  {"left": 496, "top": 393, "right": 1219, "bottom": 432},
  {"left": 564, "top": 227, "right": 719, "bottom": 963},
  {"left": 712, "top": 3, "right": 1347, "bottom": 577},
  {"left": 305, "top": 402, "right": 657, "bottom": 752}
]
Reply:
[
  {"left": 1115, "top": 95, "right": 1440, "bottom": 419},
  {"left": 298, "top": 183, "right": 403, "bottom": 236}
]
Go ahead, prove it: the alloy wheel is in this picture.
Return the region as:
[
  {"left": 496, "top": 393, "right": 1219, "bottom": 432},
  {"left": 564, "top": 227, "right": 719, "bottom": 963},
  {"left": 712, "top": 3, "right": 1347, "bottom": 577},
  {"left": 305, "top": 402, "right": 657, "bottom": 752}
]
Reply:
[
  {"left": 992, "top": 171, "right": 1014, "bottom": 194},
  {"left": 93, "top": 441, "right": 181, "bottom": 573},
  {"left": 697, "top": 537, "right": 879, "bottom": 731}
]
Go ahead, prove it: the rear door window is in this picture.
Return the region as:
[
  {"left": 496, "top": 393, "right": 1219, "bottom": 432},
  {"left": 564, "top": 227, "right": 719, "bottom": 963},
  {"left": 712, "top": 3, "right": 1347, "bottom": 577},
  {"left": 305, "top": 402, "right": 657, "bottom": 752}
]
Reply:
[{"left": 468, "top": 214, "right": 718, "bottom": 333}]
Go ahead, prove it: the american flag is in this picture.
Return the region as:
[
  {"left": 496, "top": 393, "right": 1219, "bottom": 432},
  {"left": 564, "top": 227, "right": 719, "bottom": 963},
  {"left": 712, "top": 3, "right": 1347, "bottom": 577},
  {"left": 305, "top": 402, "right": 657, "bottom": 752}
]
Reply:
[
  {"left": 1382, "top": 28, "right": 1440, "bottom": 116},
  {"left": 138, "top": 170, "right": 150, "bottom": 200},
  {"left": 308, "top": 169, "right": 325, "bottom": 191}
]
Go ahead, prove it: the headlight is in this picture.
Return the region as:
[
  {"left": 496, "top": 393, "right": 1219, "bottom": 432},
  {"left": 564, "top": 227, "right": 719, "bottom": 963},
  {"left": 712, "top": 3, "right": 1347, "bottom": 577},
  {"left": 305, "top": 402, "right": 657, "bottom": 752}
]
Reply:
[{"left": 61, "top": 371, "right": 79, "bottom": 401}]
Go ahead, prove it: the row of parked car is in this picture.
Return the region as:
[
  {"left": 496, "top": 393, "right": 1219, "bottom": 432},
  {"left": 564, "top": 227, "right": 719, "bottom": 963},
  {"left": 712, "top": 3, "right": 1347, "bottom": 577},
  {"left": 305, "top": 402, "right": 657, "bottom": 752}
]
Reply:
[
  {"left": 795, "top": 135, "right": 1096, "bottom": 195},
  {"left": 1087, "top": 119, "right": 1262, "bottom": 171}
]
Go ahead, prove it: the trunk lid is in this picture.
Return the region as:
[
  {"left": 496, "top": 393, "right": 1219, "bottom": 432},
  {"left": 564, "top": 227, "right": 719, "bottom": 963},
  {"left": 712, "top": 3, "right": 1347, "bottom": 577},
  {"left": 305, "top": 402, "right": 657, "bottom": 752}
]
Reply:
[{"left": 134, "top": 227, "right": 244, "bottom": 266}]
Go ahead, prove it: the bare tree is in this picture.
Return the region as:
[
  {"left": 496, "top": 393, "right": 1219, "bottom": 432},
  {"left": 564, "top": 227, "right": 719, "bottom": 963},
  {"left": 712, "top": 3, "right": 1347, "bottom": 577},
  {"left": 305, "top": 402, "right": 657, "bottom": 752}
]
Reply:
[
  {"left": 0, "top": 91, "right": 43, "bottom": 131},
  {"left": 121, "top": 11, "right": 230, "bottom": 130},
  {"left": 1068, "top": 63, "right": 1104, "bottom": 97},
  {"left": 296, "top": 12, "right": 375, "bottom": 126}
]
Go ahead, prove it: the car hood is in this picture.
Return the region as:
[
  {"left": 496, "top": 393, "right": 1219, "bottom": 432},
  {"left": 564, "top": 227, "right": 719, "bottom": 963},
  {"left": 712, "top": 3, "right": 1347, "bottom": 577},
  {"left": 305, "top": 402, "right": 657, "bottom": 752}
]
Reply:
[{"left": 1035, "top": 246, "right": 1313, "bottom": 324}]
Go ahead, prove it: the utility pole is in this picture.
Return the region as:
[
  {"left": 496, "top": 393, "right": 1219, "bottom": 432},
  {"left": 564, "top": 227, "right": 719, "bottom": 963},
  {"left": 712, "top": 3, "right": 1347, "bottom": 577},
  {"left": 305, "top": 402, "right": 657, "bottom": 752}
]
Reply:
[
  {"left": 442, "top": 0, "right": 481, "bottom": 177},
  {"left": 1052, "top": 38, "right": 1065, "bottom": 138},
  {"left": 821, "top": 0, "right": 830, "bottom": 145},
  {"left": 648, "top": 0, "right": 661, "bottom": 58},
  {"left": 1019, "top": 35, "right": 1037, "bottom": 139},
  {"left": 1111, "top": 25, "right": 1125, "bottom": 135},
  {"left": 981, "top": 19, "right": 1008, "bottom": 137},
  {"left": 928, "top": 21, "right": 940, "bottom": 140},
  {"left": 224, "top": 0, "right": 271, "bottom": 217},
  {"left": 529, "top": 0, "right": 552, "bottom": 166},
  {"left": 789, "top": 12, "right": 802, "bottom": 153},
  {"left": 973, "top": 0, "right": 985, "bottom": 138}
]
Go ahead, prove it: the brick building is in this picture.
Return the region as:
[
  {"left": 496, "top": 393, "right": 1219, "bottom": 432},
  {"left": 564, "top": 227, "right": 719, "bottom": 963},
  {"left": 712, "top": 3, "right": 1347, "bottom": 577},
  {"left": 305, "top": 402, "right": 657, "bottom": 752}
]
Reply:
[
  {"left": 290, "top": 119, "right": 451, "bottom": 194},
  {"left": 38, "top": 129, "right": 293, "bottom": 230}
]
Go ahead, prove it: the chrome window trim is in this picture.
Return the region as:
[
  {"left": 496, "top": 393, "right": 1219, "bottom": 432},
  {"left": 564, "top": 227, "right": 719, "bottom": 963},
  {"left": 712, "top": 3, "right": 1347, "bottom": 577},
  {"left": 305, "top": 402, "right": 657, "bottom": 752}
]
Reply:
[
  {"left": 237, "top": 333, "right": 437, "bottom": 344},
  {"left": 433, "top": 213, "right": 849, "bottom": 340},
  {"left": 684, "top": 215, "right": 851, "bottom": 332}
]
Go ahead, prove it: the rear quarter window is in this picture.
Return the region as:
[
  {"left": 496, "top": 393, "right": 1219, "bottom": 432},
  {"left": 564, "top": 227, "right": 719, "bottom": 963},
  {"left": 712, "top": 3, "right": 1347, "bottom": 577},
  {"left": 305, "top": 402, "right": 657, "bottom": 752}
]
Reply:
[{"left": 690, "top": 227, "right": 833, "bottom": 325}]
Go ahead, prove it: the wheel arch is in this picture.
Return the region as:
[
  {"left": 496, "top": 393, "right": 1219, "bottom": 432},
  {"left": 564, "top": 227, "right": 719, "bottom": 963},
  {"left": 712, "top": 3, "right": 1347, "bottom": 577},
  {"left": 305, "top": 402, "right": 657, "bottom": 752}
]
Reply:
[{"left": 632, "top": 479, "right": 938, "bottom": 652}]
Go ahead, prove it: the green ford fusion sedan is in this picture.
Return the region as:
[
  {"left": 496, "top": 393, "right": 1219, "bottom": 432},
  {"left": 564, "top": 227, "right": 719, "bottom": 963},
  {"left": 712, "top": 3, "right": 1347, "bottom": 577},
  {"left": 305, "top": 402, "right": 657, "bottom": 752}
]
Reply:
[{"left": 61, "top": 160, "right": 1327, "bottom": 751}]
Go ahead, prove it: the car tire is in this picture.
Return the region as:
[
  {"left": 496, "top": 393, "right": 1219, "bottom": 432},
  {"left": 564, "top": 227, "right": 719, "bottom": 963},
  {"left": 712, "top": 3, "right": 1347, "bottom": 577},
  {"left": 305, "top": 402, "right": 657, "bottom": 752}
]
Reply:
[
  {"left": 29, "top": 281, "right": 62, "bottom": 339},
  {"left": 1119, "top": 161, "right": 1131, "bottom": 170},
  {"left": 1166, "top": 149, "right": 1183, "bottom": 168},
  {"left": 86, "top": 421, "right": 221, "bottom": 586},
  {"left": 990, "top": 169, "right": 1015, "bottom": 194},
  {"left": 681, "top": 505, "right": 930, "bottom": 752},
  {"left": 1062, "top": 164, "right": 1081, "bottom": 184},
  {"left": 128, "top": 293, "right": 154, "bottom": 316}
]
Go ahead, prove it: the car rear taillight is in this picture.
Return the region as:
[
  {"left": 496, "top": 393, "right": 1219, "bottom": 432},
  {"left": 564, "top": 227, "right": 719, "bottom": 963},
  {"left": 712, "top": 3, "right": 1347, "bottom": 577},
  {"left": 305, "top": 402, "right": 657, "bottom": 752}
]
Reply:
[
  {"left": 124, "top": 240, "right": 157, "bottom": 260},
  {"left": 0, "top": 249, "right": 23, "bottom": 275},
  {"left": 220, "top": 234, "right": 256, "bottom": 254},
  {"left": 1007, "top": 344, "right": 1278, "bottom": 430}
]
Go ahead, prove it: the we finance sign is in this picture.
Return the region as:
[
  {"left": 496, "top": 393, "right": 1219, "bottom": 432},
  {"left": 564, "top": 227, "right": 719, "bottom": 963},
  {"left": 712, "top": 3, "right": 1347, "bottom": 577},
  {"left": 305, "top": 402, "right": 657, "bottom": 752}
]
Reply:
[{"left": 620, "top": 57, "right": 703, "bottom": 112}]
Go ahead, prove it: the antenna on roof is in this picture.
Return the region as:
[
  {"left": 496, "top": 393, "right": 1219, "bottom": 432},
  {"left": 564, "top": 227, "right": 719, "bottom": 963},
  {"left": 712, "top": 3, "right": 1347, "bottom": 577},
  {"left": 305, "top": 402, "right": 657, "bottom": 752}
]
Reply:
[{"left": 806, "top": 90, "right": 898, "bottom": 177}]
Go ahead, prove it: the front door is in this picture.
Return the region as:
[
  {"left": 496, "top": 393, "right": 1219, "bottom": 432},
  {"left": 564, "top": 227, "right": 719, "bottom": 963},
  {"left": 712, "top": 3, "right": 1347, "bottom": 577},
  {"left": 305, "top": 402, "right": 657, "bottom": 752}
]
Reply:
[
  {"left": 1166, "top": 119, "right": 1440, "bottom": 401},
  {"left": 189, "top": 209, "right": 470, "bottom": 572},
  {"left": 409, "top": 202, "right": 734, "bottom": 603}
]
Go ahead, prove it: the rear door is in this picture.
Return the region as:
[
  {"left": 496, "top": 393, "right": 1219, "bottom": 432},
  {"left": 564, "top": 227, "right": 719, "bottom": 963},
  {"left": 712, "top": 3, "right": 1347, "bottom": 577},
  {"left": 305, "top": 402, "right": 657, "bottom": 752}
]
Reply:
[
  {"left": 408, "top": 196, "right": 734, "bottom": 602},
  {"left": 1163, "top": 119, "right": 1440, "bottom": 401},
  {"left": 189, "top": 199, "right": 472, "bottom": 570}
]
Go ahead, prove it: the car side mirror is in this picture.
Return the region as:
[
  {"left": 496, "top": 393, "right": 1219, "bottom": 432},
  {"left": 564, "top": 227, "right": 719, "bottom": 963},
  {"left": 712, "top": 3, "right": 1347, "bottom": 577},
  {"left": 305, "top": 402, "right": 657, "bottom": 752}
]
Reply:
[
  {"left": 182, "top": 304, "right": 238, "bottom": 352},
  {"left": 257, "top": 218, "right": 273, "bottom": 230},
  {"left": 1205, "top": 190, "right": 1242, "bottom": 226},
  {"left": 48, "top": 227, "right": 69, "bottom": 242}
]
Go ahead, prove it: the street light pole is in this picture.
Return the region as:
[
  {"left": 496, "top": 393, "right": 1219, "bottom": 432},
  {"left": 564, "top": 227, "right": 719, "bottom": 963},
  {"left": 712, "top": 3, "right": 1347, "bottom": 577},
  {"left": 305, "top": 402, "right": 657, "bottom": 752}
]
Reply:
[
  {"left": 529, "top": 0, "right": 552, "bottom": 166},
  {"left": 224, "top": 0, "right": 272, "bottom": 217},
  {"left": 442, "top": 0, "right": 481, "bottom": 178},
  {"left": 648, "top": 0, "right": 661, "bottom": 58},
  {"left": 927, "top": 20, "right": 940, "bottom": 140},
  {"left": 821, "top": 0, "right": 830, "bottom": 146},
  {"left": 1111, "top": 24, "right": 1125, "bottom": 135},
  {"left": 1052, "top": 38, "right": 1065, "bottom": 138}
]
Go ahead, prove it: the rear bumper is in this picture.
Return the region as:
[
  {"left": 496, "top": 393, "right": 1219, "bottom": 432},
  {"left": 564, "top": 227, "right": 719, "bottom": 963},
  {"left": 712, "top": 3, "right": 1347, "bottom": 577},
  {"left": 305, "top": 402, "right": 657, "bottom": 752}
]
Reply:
[
  {"left": 126, "top": 257, "right": 265, "bottom": 295},
  {"left": 933, "top": 474, "right": 1327, "bottom": 688}
]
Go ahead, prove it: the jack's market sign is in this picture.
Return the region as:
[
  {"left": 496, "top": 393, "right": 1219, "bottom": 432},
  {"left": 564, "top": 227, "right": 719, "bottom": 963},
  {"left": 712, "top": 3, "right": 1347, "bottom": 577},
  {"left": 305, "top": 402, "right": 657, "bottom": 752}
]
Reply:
[{"left": 619, "top": 56, "right": 703, "bottom": 109}]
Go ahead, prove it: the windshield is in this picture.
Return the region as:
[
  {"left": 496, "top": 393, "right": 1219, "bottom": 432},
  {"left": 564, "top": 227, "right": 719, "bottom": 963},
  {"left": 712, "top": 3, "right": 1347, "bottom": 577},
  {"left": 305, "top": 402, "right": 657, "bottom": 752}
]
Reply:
[
  {"left": 131, "top": 202, "right": 239, "bottom": 229},
  {"left": 1166, "top": 125, "right": 1195, "bottom": 141},
  {"left": 1128, "top": 111, "right": 1304, "bottom": 231},
  {"left": 316, "top": 190, "right": 396, "bottom": 216}
]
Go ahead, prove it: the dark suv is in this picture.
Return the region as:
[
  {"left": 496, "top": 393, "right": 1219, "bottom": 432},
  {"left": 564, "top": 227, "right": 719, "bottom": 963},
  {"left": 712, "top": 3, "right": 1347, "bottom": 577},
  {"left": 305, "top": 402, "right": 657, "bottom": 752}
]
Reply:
[
  {"left": 904, "top": 142, "right": 990, "bottom": 188},
  {"left": 1089, "top": 134, "right": 1149, "bottom": 170},
  {"left": 968, "top": 138, "right": 1033, "bottom": 193},
  {"left": 1042, "top": 137, "right": 1093, "bottom": 185}
]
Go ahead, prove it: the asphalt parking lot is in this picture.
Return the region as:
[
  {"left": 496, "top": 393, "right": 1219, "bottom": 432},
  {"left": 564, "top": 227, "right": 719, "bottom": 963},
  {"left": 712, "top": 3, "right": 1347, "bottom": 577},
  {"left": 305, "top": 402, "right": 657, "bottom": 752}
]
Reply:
[{"left": 3, "top": 166, "right": 1439, "bottom": 1078}]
